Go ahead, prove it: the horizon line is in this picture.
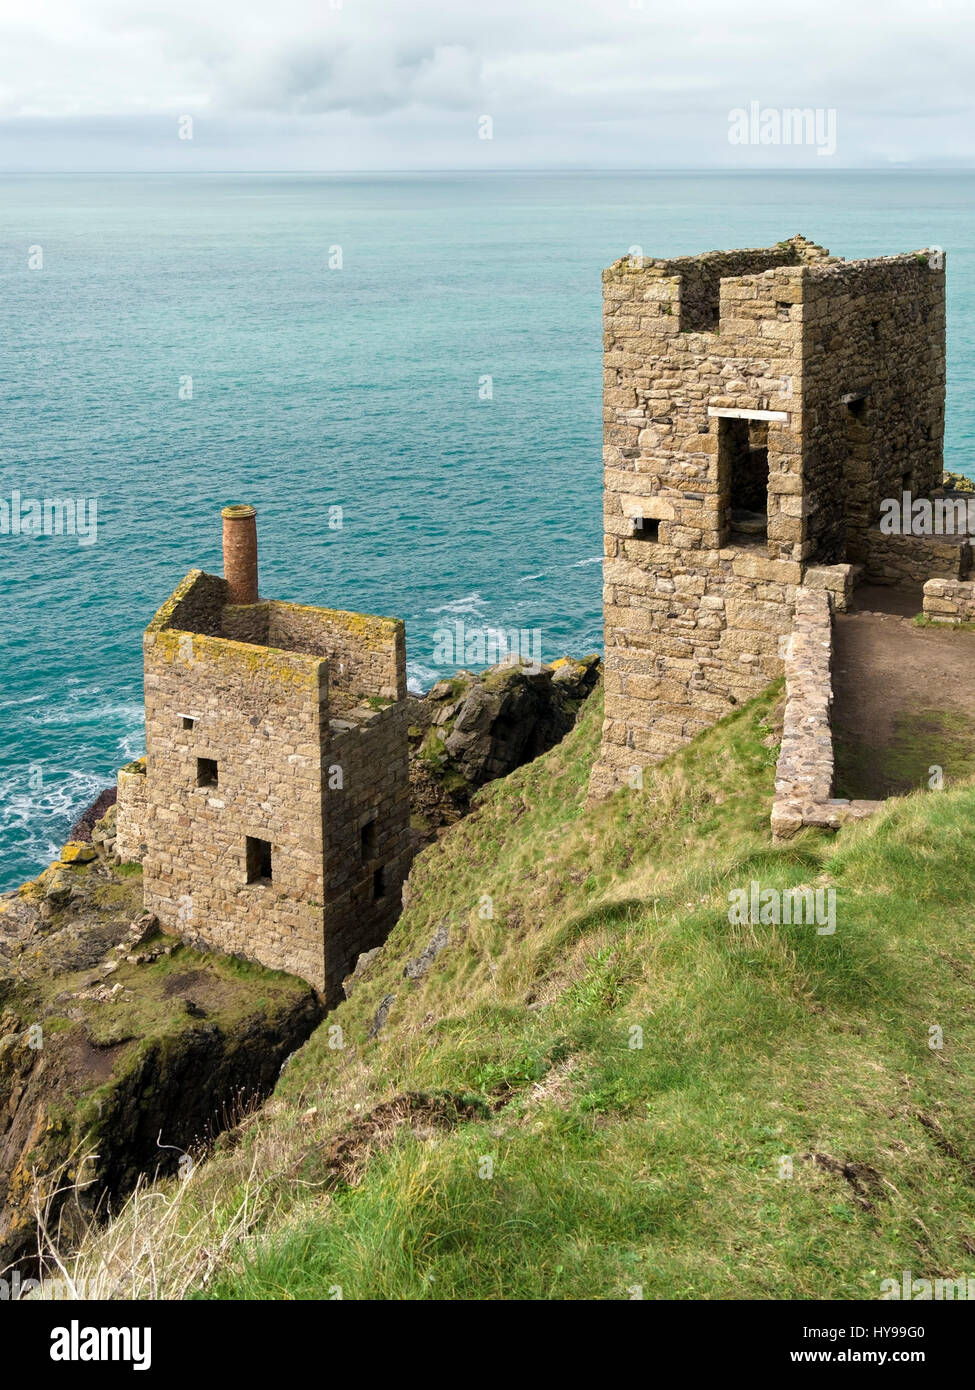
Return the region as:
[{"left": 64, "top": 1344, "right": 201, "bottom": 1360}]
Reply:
[{"left": 2, "top": 164, "right": 974, "bottom": 176}]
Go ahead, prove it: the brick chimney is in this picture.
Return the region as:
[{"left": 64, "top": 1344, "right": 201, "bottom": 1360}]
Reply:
[{"left": 221, "top": 504, "right": 259, "bottom": 605}]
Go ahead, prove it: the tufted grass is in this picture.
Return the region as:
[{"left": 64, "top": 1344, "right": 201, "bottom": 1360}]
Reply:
[{"left": 55, "top": 681, "right": 975, "bottom": 1301}]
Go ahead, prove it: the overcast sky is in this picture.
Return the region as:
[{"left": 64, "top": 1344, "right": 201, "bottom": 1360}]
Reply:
[{"left": 1, "top": 0, "right": 973, "bottom": 171}]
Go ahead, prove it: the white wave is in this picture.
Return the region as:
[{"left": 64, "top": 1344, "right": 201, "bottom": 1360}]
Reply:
[
  {"left": 0, "top": 767, "right": 111, "bottom": 881},
  {"left": 407, "top": 661, "right": 440, "bottom": 695},
  {"left": 118, "top": 732, "right": 146, "bottom": 760},
  {"left": 571, "top": 556, "right": 603, "bottom": 567},
  {"left": 0, "top": 692, "right": 46, "bottom": 712},
  {"left": 425, "top": 593, "right": 486, "bottom": 617},
  {"left": 26, "top": 699, "right": 145, "bottom": 729}
]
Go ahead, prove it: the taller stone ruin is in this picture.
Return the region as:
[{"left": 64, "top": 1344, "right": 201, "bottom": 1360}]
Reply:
[
  {"left": 116, "top": 507, "right": 411, "bottom": 1002},
  {"left": 589, "top": 234, "right": 947, "bottom": 799}
]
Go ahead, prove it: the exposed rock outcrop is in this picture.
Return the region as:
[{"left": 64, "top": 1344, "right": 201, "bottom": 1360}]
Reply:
[
  {"left": 68, "top": 788, "right": 117, "bottom": 844},
  {"left": 407, "top": 655, "right": 601, "bottom": 838},
  {"left": 0, "top": 839, "right": 323, "bottom": 1278}
]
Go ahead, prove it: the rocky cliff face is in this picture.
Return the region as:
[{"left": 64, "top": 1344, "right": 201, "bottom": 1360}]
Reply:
[
  {"left": 0, "top": 827, "right": 322, "bottom": 1277},
  {"left": 407, "top": 655, "right": 601, "bottom": 838}
]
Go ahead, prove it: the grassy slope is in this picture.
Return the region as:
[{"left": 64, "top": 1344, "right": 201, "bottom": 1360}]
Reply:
[{"left": 71, "top": 684, "right": 975, "bottom": 1300}]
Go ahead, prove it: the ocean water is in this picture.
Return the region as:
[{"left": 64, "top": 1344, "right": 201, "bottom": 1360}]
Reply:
[{"left": 1, "top": 170, "right": 973, "bottom": 890}]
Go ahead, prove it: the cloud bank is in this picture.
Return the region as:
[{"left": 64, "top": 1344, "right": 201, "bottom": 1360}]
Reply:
[{"left": 0, "top": 0, "right": 972, "bottom": 169}]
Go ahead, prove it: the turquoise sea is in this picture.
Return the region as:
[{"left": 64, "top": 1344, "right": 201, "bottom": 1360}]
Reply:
[{"left": 1, "top": 170, "right": 974, "bottom": 890}]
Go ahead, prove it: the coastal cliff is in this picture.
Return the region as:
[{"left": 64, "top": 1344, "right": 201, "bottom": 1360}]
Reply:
[
  {"left": 0, "top": 839, "right": 322, "bottom": 1275},
  {"left": 0, "top": 654, "right": 600, "bottom": 1277}
]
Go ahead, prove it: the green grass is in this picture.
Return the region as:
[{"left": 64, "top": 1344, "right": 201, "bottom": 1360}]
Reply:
[
  {"left": 914, "top": 614, "right": 975, "bottom": 633},
  {"left": 69, "top": 683, "right": 975, "bottom": 1300}
]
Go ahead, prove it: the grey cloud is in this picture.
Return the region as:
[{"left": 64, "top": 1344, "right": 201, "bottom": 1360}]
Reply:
[{"left": 0, "top": 0, "right": 973, "bottom": 169}]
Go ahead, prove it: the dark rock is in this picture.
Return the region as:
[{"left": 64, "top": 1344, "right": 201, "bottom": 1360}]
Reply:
[
  {"left": 404, "top": 923, "right": 449, "bottom": 980},
  {"left": 68, "top": 787, "right": 117, "bottom": 844},
  {"left": 342, "top": 946, "right": 382, "bottom": 999},
  {"left": 368, "top": 994, "right": 396, "bottom": 1038},
  {"left": 406, "top": 654, "right": 601, "bottom": 842}
]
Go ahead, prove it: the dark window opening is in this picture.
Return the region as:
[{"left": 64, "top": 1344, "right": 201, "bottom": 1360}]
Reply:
[
  {"left": 901, "top": 469, "right": 913, "bottom": 494},
  {"left": 360, "top": 819, "right": 377, "bottom": 862},
  {"left": 722, "top": 417, "right": 769, "bottom": 541},
  {"left": 246, "top": 836, "right": 272, "bottom": 884},
  {"left": 373, "top": 866, "right": 386, "bottom": 900},
  {"left": 630, "top": 516, "right": 659, "bottom": 542},
  {"left": 871, "top": 320, "right": 882, "bottom": 341},
  {"left": 847, "top": 396, "right": 867, "bottom": 420},
  {"left": 196, "top": 757, "right": 218, "bottom": 788},
  {"left": 182, "top": 716, "right": 195, "bottom": 731}
]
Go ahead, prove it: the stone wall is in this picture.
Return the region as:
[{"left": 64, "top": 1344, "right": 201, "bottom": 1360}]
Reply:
[
  {"left": 801, "top": 563, "right": 860, "bottom": 613},
  {"left": 139, "top": 573, "right": 332, "bottom": 991},
  {"left": 863, "top": 529, "right": 970, "bottom": 587},
  {"left": 114, "top": 757, "right": 147, "bottom": 864},
  {"left": 799, "top": 254, "right": 945, "bottom": 567},
  {"left": 164, "top": 569, "right": 224, "bottom": 637},
  {"left": 660, "top": 245, "right": 802, "bottom": 332},
  {"left": 323, "top": 702, "right": 412, "bottom": 993},
  {"left": 218, "top": 600, "right": 406, "bottom": 702},
  {"left": 922, "top": 577, "right": 975, "bottom": 624},
  {"left": 591, "top": 239, "right": 811, "bottom": 796},
  {"left": 118, "top": 569, "right": 411, "bottom": 1001},
  {"left": 771, "top": 588, "right": 834, "bottom": 838},
  {"left": 268, "top": 603, "right": 406, "bottom": 701},
  {"left": 771, "top": 586, "right": 881, "bottom": 840},
  {"left": 222, "top": 601, "right": 271, "bottom": 646},
  {"left": 591, "top": 235, "right": 947, "bottom": 799}
]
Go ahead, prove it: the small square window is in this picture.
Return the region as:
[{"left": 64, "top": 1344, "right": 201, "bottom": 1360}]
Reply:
[
  {"left": 196, "top": 757, "right": 218, "bottom": 788},
  {"left": 630, "top": 517, "right": 659, "bottom": 542},
  {"left": 373, "top": 866, "right": 386, "bottom": 900},
  {"left": 360, "top": 819, "right": 377, "bottom": 862},
  {"left": 246, "top": 836, "right": 272, "bottom": 884},
  {"left": 182, "top": 716, "right": 195, "bottom": 731}
]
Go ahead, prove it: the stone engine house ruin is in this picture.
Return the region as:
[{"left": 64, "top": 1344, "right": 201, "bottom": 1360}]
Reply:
[
  {"left": 589, "top": 234, "right": 949, "bottom": 830},
  {"left": 116, "top": 506, "right": 411, "bottom": 1001}
]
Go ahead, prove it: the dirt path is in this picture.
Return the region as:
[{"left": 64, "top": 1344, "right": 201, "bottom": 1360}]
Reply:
[{"left": 832, "top": 592, "right": 975, "bottom": 799}]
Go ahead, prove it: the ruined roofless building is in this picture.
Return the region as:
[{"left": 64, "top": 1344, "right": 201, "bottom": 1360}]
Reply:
[
  {"left": 589, "top": 234, "right": 947, "bottom": 798},
  {"left": 115, "top": 507, "right": 411, "bottom": 1002}
]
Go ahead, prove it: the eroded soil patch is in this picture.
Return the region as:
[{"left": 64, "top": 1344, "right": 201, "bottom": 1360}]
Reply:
[{"left": 832, "top": 608, "right": 975, "bottom": 799}]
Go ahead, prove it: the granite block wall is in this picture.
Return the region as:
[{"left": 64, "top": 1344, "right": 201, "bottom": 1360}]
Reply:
[
  {"left": 116, "top": 569, "right": 411, "bottom": 1000},
  {"left": 590, "top": 236, "right": 947, "bottom": 799}
]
